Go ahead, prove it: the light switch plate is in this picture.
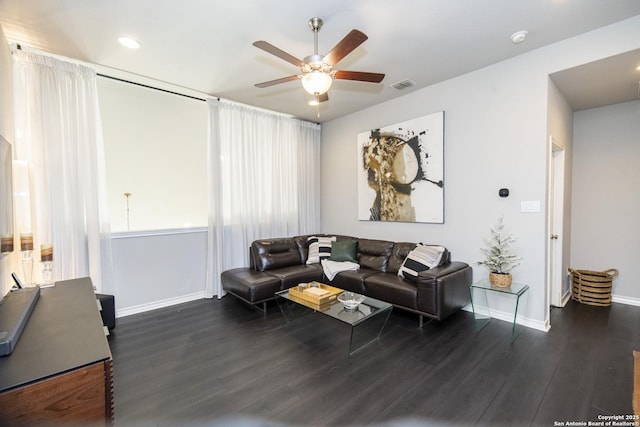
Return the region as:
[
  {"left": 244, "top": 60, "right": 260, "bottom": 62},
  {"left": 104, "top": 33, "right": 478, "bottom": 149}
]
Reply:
[{"left": 521, "top": 200, "right": 541, "bottom": 213}]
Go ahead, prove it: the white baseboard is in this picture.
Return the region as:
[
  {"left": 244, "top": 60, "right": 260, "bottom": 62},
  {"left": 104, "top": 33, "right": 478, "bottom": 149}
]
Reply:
[
  {"left": 551, "top": 289, "right": 572, "bottom": 308},
  {"left": 497, "top": 307, "right": 549, "bottom": 332},
  {"left": 560, "top": 289, "right": 571, "bottom": 306},
  {"left": 462, "top": 304, "right": 549, "bottom": 332},
  {"left": 116, "top": 291, "right": 209, "bottom": 318},
  {"left": 611, "top": 294, "right": 640, "bottom": 307}
]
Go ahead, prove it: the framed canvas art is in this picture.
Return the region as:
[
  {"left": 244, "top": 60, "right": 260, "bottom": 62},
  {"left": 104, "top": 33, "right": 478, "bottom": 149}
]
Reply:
[{"left": 357, "top": 111, "right": 444, "bottom": 223}]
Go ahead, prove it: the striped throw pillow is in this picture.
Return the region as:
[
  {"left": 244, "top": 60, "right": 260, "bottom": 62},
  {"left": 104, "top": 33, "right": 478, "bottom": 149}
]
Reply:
[
  {"left": 398, "top": 244, "right": 445, "bottom": 281},
  {"left": 306, "top": 236, "right": 336, "bottom": 264}
]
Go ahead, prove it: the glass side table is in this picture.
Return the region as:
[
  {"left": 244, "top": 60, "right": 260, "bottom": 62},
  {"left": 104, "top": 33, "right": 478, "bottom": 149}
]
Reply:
[{"left": 469, "top": 279, "right": 529, "bottom": 342}]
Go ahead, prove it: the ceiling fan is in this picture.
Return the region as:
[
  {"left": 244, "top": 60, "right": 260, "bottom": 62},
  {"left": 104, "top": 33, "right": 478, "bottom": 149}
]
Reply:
[{"left": 253, "top": 17, "right": 385, "bottom": 104}]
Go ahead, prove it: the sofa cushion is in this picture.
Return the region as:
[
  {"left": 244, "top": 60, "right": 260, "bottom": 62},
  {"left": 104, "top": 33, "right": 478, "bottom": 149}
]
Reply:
[
  {"left": 329, "top": 239, "right": 358, "bottom": 262},
  {"left": 357, "top": 239, "right": 394, "bottom": 272},
  {"left": 328, "top": 269, "right": 379, "bottom": 294},
  {"left": 252, "top": 238, "right": 301, "bottom": 272},
  {"left": 398, "top": 244, "right": 446, "bottom": 281},
  {"left": 306, "top": 236, "right": 336, "bottom": 264}
]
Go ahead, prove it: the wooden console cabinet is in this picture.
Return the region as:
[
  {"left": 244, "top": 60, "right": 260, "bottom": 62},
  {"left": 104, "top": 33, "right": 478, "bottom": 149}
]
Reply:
[{"left": 0, "top": 278, "right": 113, "bottom": 425}]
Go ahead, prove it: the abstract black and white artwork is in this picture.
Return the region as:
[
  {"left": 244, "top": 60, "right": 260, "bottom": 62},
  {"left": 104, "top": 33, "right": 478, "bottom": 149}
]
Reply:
[{"left": 357, "top": 111, "right": 444, "bottom": 223}]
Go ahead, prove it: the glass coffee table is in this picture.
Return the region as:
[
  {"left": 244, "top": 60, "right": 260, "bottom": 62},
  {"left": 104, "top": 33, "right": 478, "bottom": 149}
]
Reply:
[{"left": 275, "top": 285, "right": 392, "bottom": 356}]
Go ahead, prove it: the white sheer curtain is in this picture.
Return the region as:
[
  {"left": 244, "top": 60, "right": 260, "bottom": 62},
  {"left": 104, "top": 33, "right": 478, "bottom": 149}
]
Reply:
[
  {"left": 12, "top": 50, "right": 113, "bottom": 293},
  {"left": 205, "top": 99, "right": 321, "bottom": 297}
]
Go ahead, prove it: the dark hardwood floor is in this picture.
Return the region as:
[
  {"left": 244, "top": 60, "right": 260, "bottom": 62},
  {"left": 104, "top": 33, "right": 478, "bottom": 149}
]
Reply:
[{"left": 108, "top": 296, "right": 640, "bottom": 427}]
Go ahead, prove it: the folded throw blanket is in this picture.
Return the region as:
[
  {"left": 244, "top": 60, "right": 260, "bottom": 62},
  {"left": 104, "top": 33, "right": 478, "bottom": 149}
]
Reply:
[{"left": 321, "top": 259, "right": 360, "bottom": 281}]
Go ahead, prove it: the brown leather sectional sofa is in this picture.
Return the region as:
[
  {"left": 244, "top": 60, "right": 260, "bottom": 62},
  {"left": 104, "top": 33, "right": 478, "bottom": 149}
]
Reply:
[{"left": 221, "top": 234, "right": 473, "bottom": 325}]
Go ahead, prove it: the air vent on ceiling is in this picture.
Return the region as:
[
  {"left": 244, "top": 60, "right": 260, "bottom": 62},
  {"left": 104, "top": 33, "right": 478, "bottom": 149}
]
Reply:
[{"left": 390, "top": 79, "right": 416, "bottom": 91}]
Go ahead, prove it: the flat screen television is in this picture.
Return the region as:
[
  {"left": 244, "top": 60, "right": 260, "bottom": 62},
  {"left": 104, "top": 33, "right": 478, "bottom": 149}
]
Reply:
[{"left": 0, "top": 134, "right": 13, "bottom": 250}]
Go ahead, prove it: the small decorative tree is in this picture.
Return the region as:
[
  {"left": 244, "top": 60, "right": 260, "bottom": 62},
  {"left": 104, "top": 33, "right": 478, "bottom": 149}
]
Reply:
[{"left": 477, "top": 216, "right": 522, "bottom": 287}]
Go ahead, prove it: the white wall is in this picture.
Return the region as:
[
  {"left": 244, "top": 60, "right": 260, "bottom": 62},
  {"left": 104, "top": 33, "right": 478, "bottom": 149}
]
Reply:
[
  {"left": 322, "top": 55, "right": 550, "bottom": 331},
  {"left": 320, "top": 16, "right": 640, "bottom": 331},
  {"left": 571, "top": 100, "right": 640, "bottom": 304},
  {"left": 111, "top": 229, "right": 208, "bottom": 317}
]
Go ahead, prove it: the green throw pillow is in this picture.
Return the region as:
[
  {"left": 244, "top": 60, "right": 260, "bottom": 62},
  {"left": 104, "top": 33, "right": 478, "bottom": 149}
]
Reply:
[{"left": 329, "top": 240, "right": 358, "bottom": 262}]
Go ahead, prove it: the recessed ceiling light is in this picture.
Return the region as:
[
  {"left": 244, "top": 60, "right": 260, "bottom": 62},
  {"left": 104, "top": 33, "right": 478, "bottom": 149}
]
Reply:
[
  {"left": 118, "top": 37, "right": 142, "bottom": 49},
  {"left": 510, "top": 30, "right": 528, "bottom": 44},
  {"left": 636, "top": 65, "right": 640, "bottom": 71}
]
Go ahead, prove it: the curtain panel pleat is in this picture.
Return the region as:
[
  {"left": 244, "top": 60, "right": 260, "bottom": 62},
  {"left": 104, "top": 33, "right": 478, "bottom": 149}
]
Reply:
[{"left": 205, "top": 100, "right": 321, "bottom": 298}]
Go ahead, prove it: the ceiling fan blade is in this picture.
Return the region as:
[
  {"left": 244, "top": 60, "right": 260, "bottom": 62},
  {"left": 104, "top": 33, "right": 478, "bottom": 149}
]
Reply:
[
  {"left": 253, "top": 41, "right": 304, "bottom": 67},
  {"left": 333, "top": 70, "right": 385, "bottom": 83},
  {"left": 255, "top": 75, "right": 301, "bottom": 88},
  {"left": 324, "top": 30, "right": 368, "bottom": 66}
]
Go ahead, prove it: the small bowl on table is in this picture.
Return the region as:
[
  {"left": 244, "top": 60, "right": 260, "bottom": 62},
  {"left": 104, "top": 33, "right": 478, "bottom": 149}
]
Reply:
[{"left": 338, "top": 291, "right": 365, "bottom": 311}]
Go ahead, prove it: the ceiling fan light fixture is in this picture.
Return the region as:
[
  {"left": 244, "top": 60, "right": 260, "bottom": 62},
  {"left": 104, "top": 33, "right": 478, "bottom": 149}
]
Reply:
[{"left": 301, "top": 71, "right": 332, "bottom": 95}]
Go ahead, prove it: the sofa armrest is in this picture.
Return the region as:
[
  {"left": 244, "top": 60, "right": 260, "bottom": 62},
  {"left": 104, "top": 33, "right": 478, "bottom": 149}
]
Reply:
[
  {"left": 415, "top": 262, "right": 473, "bottom": 320},
  {"left": 418, "top": 261, "right": 469, "bottom": 280}
]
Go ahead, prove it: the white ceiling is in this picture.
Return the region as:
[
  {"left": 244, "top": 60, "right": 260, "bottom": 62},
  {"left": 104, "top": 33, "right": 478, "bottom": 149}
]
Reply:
[
  {"left": 551, "top": 48, "right": 640, "bottom": 111},
  {"left": 1, "top": 0, "right": 639, "bottom": 122}
]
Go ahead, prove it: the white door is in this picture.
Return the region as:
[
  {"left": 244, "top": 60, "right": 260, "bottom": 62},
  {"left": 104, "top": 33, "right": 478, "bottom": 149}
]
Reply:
[{"left": 548, "top": 137, "right": 568, "bottom": 307}]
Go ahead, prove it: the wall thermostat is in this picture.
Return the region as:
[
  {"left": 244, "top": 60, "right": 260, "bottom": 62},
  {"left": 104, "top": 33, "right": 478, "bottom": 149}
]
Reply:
[{"left": 499, "top": 188, "right": 509, "bottom": 198}]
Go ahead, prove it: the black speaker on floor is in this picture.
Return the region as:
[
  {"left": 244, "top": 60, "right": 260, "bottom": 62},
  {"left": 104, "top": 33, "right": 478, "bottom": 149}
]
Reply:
[{"left": 96, "top": 293, "right": 116, "bottom": 330}]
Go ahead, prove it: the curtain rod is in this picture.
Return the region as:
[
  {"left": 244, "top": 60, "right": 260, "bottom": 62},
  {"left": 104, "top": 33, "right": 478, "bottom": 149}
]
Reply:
[
  {"left": 95, "top": 73, "right": 307, "bottom": 122},
  {"left": 96, "top": 73, "right": 212, "bottom": 103}
]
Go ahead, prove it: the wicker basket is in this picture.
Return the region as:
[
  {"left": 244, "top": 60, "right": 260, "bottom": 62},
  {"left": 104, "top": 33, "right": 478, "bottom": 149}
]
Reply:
[
  {"left": 569, "top": 268, "right": 618, "bottom": 307},
  {"left": 489, "top": 272, "right": 512, "bottom": 288}
]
